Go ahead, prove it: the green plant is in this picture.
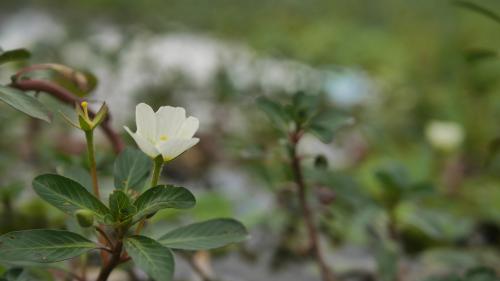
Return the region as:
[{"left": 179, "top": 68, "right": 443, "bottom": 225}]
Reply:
[
  {"left": 257, "top": 92, "right": 353, "bottom": 281},
  {"left": 0, "top": 49, "right": 247, "bottom": 281}
]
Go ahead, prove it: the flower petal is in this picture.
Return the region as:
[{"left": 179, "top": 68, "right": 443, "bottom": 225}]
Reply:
[
  {"left": 177, "top": 116, "right": 199, "bottom": 139},
  {"left": 124, "top": 126, "right": 160, "bottom": 158},
  {"left": 136, "top": 103, "right": 156, "bottom": 141},
  {"left": 156, "top": 106, "right": 186, "bottom": 139},
  {"left": 157, "top": 138, "right": 199, "bottom": 161}
]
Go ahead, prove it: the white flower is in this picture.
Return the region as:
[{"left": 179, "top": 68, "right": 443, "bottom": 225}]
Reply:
[
  {"left": 425, "top": 120, "right": 464, "bottom": 152},
  {"left": 125, "top": 103, "right": 199, "bottom": 161}
]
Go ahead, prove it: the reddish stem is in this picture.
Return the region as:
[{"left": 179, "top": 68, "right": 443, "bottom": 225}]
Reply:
[
  {"left": 10, "top": 76, "right": 124, "bottom": 153},
  {"left": 289, "top": 130, "right": 336, "bottom": 281}
]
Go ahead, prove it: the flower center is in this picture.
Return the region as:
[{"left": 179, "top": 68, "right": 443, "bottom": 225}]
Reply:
[{"left": 159, "top": 135, "right": 169, "bottom": 141}]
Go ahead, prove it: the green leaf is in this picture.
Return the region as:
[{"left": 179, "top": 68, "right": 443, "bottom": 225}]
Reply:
[
  {"left": 0, "top": 49, "right": 30, "bottom": 65},
  {"left": 133, "top": 185, "right": 195, "bottom": 222},
  {"left": 114, "top": 147, "right": 151, "bottom": 191},
  {"left": 1, "top": 267, "right": 53, "bottom": 281},
  {"left": 32, "top": 174, "right": 110, "bottom": 222},
  {"left": 158, "top": 218, "right": 248, "bottom": 250},
  {"left": 57, "top": 165, "right": 92, "bottom": 191},
  {"left": 309, "top": 110, "right": 353, "bottom": 143},
  {"left": 465, "top": 48, "right": 498, "bottom": 63},
  {"left": 124, "top": 235, "right": 174, "bottom": 281},
  {"left": 256, "top": 96, "right": 289, "bottom": 131},
  {"left": 454, "top": 1, "right": 500, "bottom": 25},
  {"left": 18, "top": 64, "right": 98, "bottom": 97},
  {"left": 0, "top": 229, "right": 96, "bottom": 265},
  {"left": 109, "top": 190, "right": 136, "bottom": 224},
  {"left": 0, "top": 86, "right": 51, "bottom": 122}
]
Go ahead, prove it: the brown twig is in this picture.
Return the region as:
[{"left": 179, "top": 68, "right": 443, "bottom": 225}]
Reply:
[
  {"left": 289, "top": 129, "right": 336, "bottom": 281},
  {"left": 96, "top": 241, "right": 123, "bottom": 281},
  {"left": 96, "top": 226, "right": 113, "bottom": 248},
  {"left": 9, "top": 72, "right": 124, "bottom": 153}
]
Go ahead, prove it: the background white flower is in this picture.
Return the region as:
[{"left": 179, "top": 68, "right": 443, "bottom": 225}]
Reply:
[
  {"left": 425, "top": 120, "right": 464, "bottom": 152},
  {"left": 125, "top": 103, "right": 199, "bottom": 161}
]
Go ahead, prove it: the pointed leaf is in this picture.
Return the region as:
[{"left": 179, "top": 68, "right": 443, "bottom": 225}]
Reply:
[
  {"left": 158, "top": 218, "right": 248, "bottom": 250},
  {"left": 0, "top": 229, "right": 96, "bottom": 265},
  {"left": 0, "top": 86, "right": 50, "bottom": 122},
  {"left": 309, "top": 110, "right": 353, "bottom": 143},
  {"left": 32, "top": 174, "right": 110, "bottom": 222},
  {"left": 0, "top": 49, "right": 30, "bottom": 65},
  {"left": 114, "top": 147, "right": 151, "bottom": 191},
  {"left": 256, "top": 96, "right": 289, "bottom": 131},
  {"left": 133, "top": 185, "right": 195, "bottom": 222},
  {"left": 109, "top": 190, "right": 136, "bottom": 224},
  {"left": 124, "top": 235, "right": 174, "bottom": 281}
]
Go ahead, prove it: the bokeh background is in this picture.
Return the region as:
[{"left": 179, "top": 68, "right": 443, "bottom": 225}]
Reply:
[{"left": 2, "top": 0, "right": 500, "bottom": 280}]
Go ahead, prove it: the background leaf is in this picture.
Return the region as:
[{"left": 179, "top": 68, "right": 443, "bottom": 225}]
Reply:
[
  {"left": 32, "top": 174, "right": 110, "bottom": 222},
  {"left": 0, "top": 229, "right": 96, "bottom": 265},
  {"left": 133, "top": 185, "right": 195, "bottom": 222},
  {"left": 158, "top": 218, "right": 248, "bottom": 250},
  {"left": 309, "top": 110, "right": 353, "bottom": 143},
  {"left": 124, "top": 235, "right": 174, "bottom": 281},
  {"left": 454, "top": 1, "right": 500, "bottom": 25},
  {"left": 0, "top": 49, "right": 30, "bottom": 65},
  {"left": 113, "top": 147, "right": 151, "bottom": 191},
  {"left": 0, "top": 86, "right": 50, "bottom": 122},
  {"left": 256, "top": 96, "right": 289, "bottom": 131}
]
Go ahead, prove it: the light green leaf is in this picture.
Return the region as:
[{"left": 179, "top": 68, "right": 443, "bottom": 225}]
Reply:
[
  {"left": 0, "top": 49, "right": 30, "bottom": 65},
  {"left": 114, "top": 147, "right": 151, "bottom": 191},
  {"left": 124, "top": 235, "right": 174, "bottom": 281},
  {"left": 133, "top": 185, "right": 195, "bottom": 222},
  {"left": 0, "top": 86, "right": 51, "bottom": 122},
  {"left": 32, "top": 174, "right": 110, "bottom": 222},
  {"left": 0, "top": 229, "right": 96, "bottom": 265},
  {"left": 158, "top": 218, "right": 248, "bottom": 250}
]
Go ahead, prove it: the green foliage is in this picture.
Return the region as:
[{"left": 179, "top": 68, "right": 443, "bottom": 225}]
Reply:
[
  {"left": 454, "top": 1, "right": 500, "bottom": 25},
  {"left": 113, "top": 147, "right": 151, "bottom": 191},
  {"left": 32, "top": 174, "right": 110, "bottom": 223},
  {"left": 124, "top": 235, "right": 175, "bottom": 281},
  {"left": 0, "top": 86, "right": 51, "bottom": 123},
  {"left": 108, "top": 190, "right": 136, "bottom": 225},
  {"left": 425, "top": 266, "right": 500, "bottom": 281},
  {"left": 257, "top": 92, "right": 352, "bottom": 143},
  {"left": 132, "top": 185, "right": 196, "bottom": 222},
  {"left": 0, "top": 229, "right": 96, "bottom": 265},
  {"left": 0, "top": 49, "right": 30, "bottom": 65},
  {"left": 158, "top": 218, "right": 248, "bottom": 250}
]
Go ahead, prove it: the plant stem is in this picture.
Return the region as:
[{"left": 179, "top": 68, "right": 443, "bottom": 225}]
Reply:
[
  {"left": 150, "top": 156, "right": 164, "bottom": 187},
  {"left": 135, "top": 157, "right": 164, "bottom": 234},
  {"left": 289, "top": 131, "right": 336, "bottom": 281},
  {"left": 96, "top": 241, "right": 123, "bottom": 281},
  {"left": 85, "top": 131, "right": 100, "bottom": 199}
]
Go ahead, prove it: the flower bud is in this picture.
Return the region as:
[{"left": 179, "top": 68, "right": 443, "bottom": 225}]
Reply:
[{"left": 76, "top": 209, "right": 95, "bottom": 228}]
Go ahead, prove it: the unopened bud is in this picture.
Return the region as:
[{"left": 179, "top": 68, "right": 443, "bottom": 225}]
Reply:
[{"left": 76, "top": 209, "right": 95, "bottom": 228}]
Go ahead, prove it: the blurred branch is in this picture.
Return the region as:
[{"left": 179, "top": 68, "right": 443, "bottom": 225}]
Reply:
[
  {"left": 454, "top": 0, "right": 500, "bottom": 25},
  {"left": 9, "top": 71, "right": 124, "bottom": 153},
  {"left": 289, "top": 129, "right": 336, "bottom": 281}
]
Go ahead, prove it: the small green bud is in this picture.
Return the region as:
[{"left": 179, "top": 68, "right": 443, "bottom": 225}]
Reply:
[
  {"left": 76, "top": 209, "right": 95, "bottom": 228},
  {"left": 314, "top": 155, "right": 328, "bottom": 170},
  {"left": 63, "top": 101, "right": 108, "bottom": 132}
]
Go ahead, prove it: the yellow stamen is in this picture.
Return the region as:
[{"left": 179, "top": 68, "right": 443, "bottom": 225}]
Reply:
[
  {"left": 81, "top": 101, "right": 89, "bottom": 118},
  {"left": 160, "top": 135, "right": 168, "bottom": 141}
]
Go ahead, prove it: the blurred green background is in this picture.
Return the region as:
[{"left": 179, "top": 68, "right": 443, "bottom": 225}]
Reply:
[{"left": 3, "top": 0, "right": 500, "bottom": 280}]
